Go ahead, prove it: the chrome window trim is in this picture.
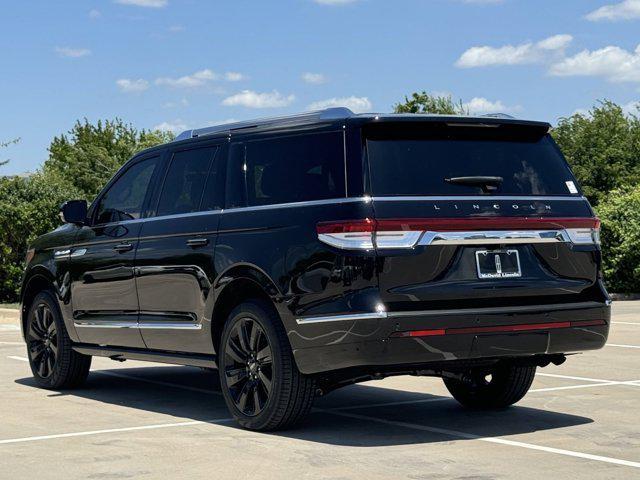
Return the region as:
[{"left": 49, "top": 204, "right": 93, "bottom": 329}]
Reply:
[
  {"left": 223, "top": 196, "right": 367, "bottom": 213},
  {"left": 371, "top": 195, "right": 587, "bottom": 202}
]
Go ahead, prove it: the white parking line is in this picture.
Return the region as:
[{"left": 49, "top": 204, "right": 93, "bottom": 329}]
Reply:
[
  {"left": 5, "top": 354, "right": 640, "bottom": 468},
  {"left": 8, "top": 355, "right": 27, "bottom": 362},
  {"left": 318, "top": 408, "right": 640, "bottom": 469},
  {"left": 612, "top": 322, "right": 640, "bottom": 326},
  {"left": 0, "top": 342, "right": 24, "bottom": 345},
  {"left": 537, "top": 372, "right": 615, "bottom": 383},
  {"left": 607, "top": 343, "right": 640, "bottom": 349},
  {"left": 0, "top": 418, "right": 233, "bottom": 445}
]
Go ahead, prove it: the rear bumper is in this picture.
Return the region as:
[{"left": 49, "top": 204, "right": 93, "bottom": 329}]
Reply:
[{"left": 292, "top": 301, "right": 610, "bottom": 375}]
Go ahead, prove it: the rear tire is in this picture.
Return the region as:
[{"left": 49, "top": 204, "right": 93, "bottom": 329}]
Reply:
[
  {"left": 443, "top": 362, "right": 536, "bottom": 409},
  {"left": 26, "top": 290, "right": 91, "bottom": 389},
  {"left": 218, "top": 300, "right": 315, "bottom": 431}
]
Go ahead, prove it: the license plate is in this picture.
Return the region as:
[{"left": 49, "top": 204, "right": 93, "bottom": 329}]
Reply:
[{"left": 475, "top": 249, "right": 521, "bottom": 279}]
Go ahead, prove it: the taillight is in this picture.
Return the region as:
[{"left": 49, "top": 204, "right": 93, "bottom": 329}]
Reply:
[{"left": 316, "top": 217, "right": 601, "bottom": 250}]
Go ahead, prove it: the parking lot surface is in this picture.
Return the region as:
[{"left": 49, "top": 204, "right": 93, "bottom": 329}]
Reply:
[{"left": 1, "top": 303, "right": 639, "bottom": 479}]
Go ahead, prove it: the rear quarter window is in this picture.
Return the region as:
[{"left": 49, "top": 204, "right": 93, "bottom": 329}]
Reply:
[{"left": 227, "top": 131, "right": 345, "bottom": 207}]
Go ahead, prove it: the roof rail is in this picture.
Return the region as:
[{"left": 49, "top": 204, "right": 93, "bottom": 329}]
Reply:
[
  {"left": 174, "top": 107, "right": 354, "bottom": 141},
  {"left": 481, "top": 113, "right": 516, "bottom": 119}
]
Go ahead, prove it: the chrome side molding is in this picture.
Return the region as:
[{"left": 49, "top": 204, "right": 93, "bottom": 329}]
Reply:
[
  {"left": 295, "top": 311, "right": 387, "bottom": 325},
  {"left": 74, "top": 321, "right": 202, "bottom": 330}
]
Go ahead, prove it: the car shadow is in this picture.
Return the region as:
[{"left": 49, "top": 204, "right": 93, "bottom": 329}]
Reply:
[{"left": 15, "top": 364, "right": 593, "bottom": 447}]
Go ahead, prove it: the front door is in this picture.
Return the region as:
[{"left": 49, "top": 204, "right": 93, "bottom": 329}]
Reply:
[
  {"left": 135, "top": 143, "right": 223, "bottom": 353},
  {"left": 70, "top": 154, "right": 163, "bottom": 348}
]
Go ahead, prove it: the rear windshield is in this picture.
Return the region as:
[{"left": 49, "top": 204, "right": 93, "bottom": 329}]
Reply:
[{"left": 365, "top": 123, "right": 579, "bottom": 196}]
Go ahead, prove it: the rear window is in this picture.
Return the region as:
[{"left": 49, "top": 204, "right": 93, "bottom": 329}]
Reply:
[
  {"left": 228, "top": 132, "right": 345, "bottom": 207},
  {"left": 366, "top": 123, "right": 579, "bottom": 196}
]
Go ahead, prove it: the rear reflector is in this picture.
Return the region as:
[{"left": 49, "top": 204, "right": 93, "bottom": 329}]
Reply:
[
  {"left": 390, "top": 319, "right": 607, "bottom": 338},
  {"left": 317, "top": 217, "right": 600, "bottom": 250}
]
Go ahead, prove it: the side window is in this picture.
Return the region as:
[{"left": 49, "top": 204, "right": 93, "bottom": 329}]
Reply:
[
  {"left": 234, "top": 132, "right": 345, "bottom": 207},
  {"left": 156, "top": 146, "right": 218, "bottom": 216},
  {"left": 95, "top": 157, "right": 159, "bottom": 225}
]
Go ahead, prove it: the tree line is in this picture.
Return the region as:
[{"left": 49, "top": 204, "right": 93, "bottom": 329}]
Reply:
[{"left": 0, "top": 97, "right": 638, "bottom": 302}]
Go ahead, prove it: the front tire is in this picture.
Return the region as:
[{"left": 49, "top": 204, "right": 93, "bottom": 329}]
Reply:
[
  {"left": 26, "top": 291, "right": 91, "bottom": 389},
  {"left": 218, "top": 300, "right": 315, "bottom": 431},
  {"left": 443, "top": 362, "right": 536, "bottom": 409}
]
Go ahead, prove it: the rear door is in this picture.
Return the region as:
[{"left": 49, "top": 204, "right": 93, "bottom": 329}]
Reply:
[
  {"left": 362, "top": 121, "right": 603, "bottom": 312},
  {"left": 135, "top": 142, "right": 223, "bottom": 353}
]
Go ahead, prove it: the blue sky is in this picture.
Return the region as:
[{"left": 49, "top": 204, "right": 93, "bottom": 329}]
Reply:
[{"left": 2, "top": 0, "right": 640, "bottom": 175}]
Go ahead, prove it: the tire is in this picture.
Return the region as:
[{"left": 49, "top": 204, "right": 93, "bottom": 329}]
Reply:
[
  {"left": 25, "top": 290, "right": 91, "bottom": 389},
  {"left": 443, "top": 362, "right": 536, "bottom": 409},
  {"left": 218, "top": 300, "right": 316, "bottom": 431}
]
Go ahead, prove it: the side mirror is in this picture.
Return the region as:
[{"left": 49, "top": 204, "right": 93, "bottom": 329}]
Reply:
[{"left": 60, "top": 200, "right": 88, "bottom": 225}]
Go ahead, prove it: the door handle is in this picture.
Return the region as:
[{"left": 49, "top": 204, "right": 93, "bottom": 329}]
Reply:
[
  {"left": 113, "top": 242, "right": 133, "bottom": 253},
  {"left": 186, "top": 238, "right": 209, "bottom": 248}
]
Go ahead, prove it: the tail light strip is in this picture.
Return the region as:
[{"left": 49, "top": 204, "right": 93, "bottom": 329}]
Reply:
[
  {"left": 390, "top": 319, "right": 607, "bottom": 338},
  {"left": 317, "top": 217, "right": 600, "bottom": 250}
]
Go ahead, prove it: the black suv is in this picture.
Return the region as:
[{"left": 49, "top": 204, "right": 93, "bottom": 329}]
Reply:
[{"left": 21, "top": 108, "right": 610, "bottom": 430}]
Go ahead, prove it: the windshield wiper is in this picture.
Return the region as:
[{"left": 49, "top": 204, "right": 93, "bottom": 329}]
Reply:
[{"left": 444, "top": 176, "right": 504, "bottom": 193}]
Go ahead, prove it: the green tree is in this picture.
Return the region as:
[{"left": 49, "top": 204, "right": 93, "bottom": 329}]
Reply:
[
  {"left": 596, "top": 187, "right": 640, "bottom": 293},
  {"left": 552, "top": 101, "right": 640, "bottom": 206},
  {"left": 393, "top": 91, "right": 468, "bottom": 115},
  {"left": 0, "top": 172, "right": 79, "bottom": 301},
  {"left": 44, "top": 119, "right": 173, "bottom": 200}
]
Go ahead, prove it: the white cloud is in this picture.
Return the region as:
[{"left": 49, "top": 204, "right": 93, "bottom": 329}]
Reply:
[
  {"left": 115, "top": 0, "right": 168, "bottom": 7},
  {"left": 156, "top": 69, "right": 217, "bottom": 88},
  {"left": 153, "top": 120, "right": 188, "bottom": 133},
  {"left": 224, "top": 72, "right": 246, "bottom": 82},
  {"left": 549, "top": 44, "right": 640, "bottom": 83},
  {"left": 307, "top": 96, "right": 372, "bottom": 113},
  {"left": 456, "top": 34, "right": 572, "bottom": 68},
  {"left": 168, "top": 25, "right": 184, "bottom": 33},
  {"left": 55, "top": 46, "right": 91, "bottom": 58},
  {"left": 116, "top": 78, "right": 149, "bottom": 93},
  {"left": 301, "top": 72, "right": 327, "bottom": 84},
  {"left": 222, "top": 90, "right": 295, "bottom": 108},
  {"left": 163, "top": 98, "right": 189, "bottom": 108},
  {"left": 461, "top": 97, "right": 520, "bottom": 115},
  {"left": 623, "top": 100, "right": 640, "bottom": 115},
  {"left": 314, "top": 0, "right": 358, "bottom": 4},
  {"left": 586, "top": 0, "right": 640, "bottom": 21},
  {"left": 89, "top": 9, "right": 102, "bottom": 19}
]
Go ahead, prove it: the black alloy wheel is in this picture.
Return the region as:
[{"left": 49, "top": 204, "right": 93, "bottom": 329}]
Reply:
[
  {"left": 27, "top": 302, "right": 59, "bottom": 379},
  {"left": 26, "top": 290, "right": 92, "bottom": 389},
  {"left": 223, "top": 317, "right": 274, "bottom": 416},
  {"left": 219, "top": 300, "right": 316, "bottom": 431}
]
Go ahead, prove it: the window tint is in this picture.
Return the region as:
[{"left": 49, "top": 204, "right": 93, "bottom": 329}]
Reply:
[
  {"left": 366, "top": 124, "right": 578, "bottom": 196},
  {"left": 156, "top": 146, "right": 217, "bottom": 216},
  {"left": 231, "top": 132, "right": 345, "bottom": 207},
  {"left": 95, "top": 157, "right": 159, "bottom": 224}
]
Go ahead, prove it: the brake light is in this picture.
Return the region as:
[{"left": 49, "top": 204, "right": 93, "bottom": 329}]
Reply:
[{"left": 316, "top": 217, "right": 601, "bottom": 250}]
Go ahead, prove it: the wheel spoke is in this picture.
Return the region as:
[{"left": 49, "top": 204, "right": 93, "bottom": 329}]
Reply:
[
  {"left": 225, "top": 367, "right": 248, "bottom": 387},
  {"left": 253, "top": 386, "right": 263, "bottom": 415},
  {"left": 226, "top": 337, "right": 247, "bottom": 364},
  {"left": 237, "top": 320, "right": 251, "bottom": 353},
  {"left": 28, "top": 342, "right": 45, "bottom": 360},
  {"left": 237, "top": 381, "right": 252, "bottom": 412},
  {"left": 258, "top": 370, "right": 272, "bottom": 395},
  {"left": 249, "top": 323, "right": 261, "bottom": 351},
  {"left": 46, "top": 354, "right": 54, "bottom": 376},
  {"left": 37, "top": 354, "right": 47, "bottom": 376},
  {"left": 256, "top": 345, "right": 272, "bottom": 365},
  {"left": 28, "top": 323, "right": 43, "bottom": 341}
]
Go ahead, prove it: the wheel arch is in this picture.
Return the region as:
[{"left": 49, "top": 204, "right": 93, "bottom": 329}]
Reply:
[
  {"left": 20, "top": 268, "right": 57, "bottom": 340},
  {"left": 211, "top": 264, "right": 287, "bottom": 355}
]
